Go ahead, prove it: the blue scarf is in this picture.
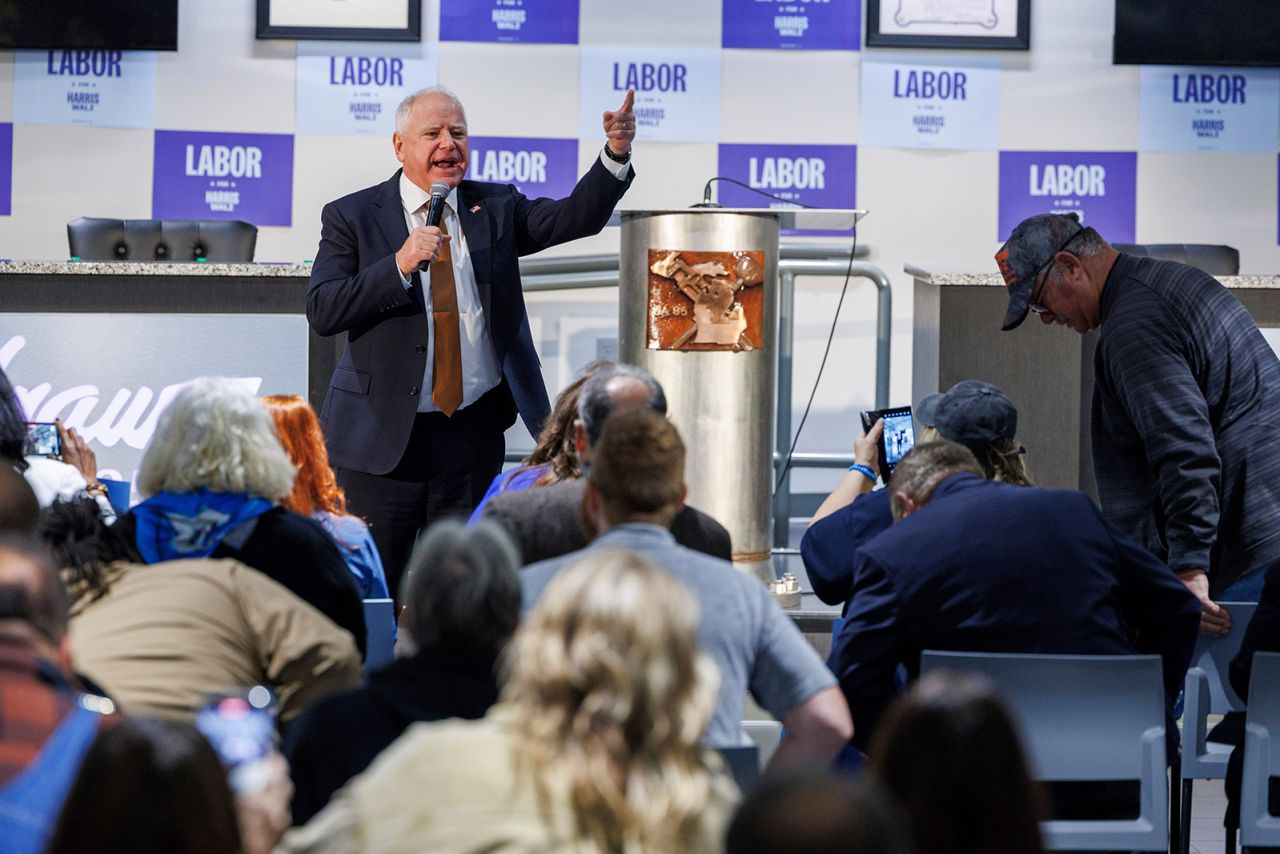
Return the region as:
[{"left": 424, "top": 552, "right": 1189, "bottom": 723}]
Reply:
[{"left": 132, "top": 488, "right": 273, "bottom": 563}]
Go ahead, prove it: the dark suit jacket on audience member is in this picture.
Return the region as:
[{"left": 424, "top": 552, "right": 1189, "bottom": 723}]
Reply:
[
  {"left": 831, "top": 473, "right": 1200, "bottom": 752},
  {"left": 117, "top": 507, "right": 366, "bottom": 656},
  {"left": 282, "top": 647, "right": 500, "bottom": 824},
  {"left": 482, "top": 478, "right": 732, "bottom": 565}
]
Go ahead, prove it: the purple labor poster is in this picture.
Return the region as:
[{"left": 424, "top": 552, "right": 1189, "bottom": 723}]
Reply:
[
  {"left": 468, "top": 136, "right": 578, "bottom": 199},
  {"left": 998, "top": 151, "right": 1137, "bottom": 243},
  {"left": 717, "top": 143, "right": 856, "bottom": 235},
  {"left": 152, "top": 131, "right": 294, "bottom": 227},
  {"left": 721, "top": 0, "right": 859, "bottom": 50},
  {"left": 440, "top": 0, "right": 579, "bottom": 44},
  {"left": 0, "top": 124, "right": 11, "bottom": 216}
]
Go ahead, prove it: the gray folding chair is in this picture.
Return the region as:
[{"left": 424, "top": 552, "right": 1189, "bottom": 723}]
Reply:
[
  {"left": 1180, "top": 602, "right": 1257, "bottom": 854},
  {"left": 362, "top": 598, "right": 396, "bottom": 674},
  {"left": 1240, "top": 652, "right": 1280, "bottom": 850},
  {"left": 921, "top": 651, "right": 1169, "bottom": 852}
]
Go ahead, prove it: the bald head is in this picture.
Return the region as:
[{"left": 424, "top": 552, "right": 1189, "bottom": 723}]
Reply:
[
  {"left": 576, "top": 363, "right": 667, "bottom": 462},
  {"left": 0, "top": 535, "right": 68, "bottom": 645}
]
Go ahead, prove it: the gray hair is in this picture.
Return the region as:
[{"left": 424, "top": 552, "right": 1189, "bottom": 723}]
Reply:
[
  {"left": 138, "top": 378, "right": 296, "bottom": 500},
  {"left": 394, "top": 86, "right": 466, "bottom": 134},
  {"left": 888, "top": 440, "right": 983, "bottom": 521},
  {"left": 401, "top": 519, "right": 521, "bottom": 656},
  {"left": 577, "top": 363, "right": 667, "bottom": 449}
]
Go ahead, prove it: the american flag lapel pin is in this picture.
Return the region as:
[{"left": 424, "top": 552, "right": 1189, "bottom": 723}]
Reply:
[{"left": 470, "top": 204, "right": 482, "bottom": 213}]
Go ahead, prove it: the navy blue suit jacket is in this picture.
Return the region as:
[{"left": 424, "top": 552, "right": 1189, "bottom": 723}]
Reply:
[
  {"left": 830, "top": 473, "right": 1200, "bottom": 751},
  {"left": 307, "top": 159, "right": 632, "bottom": 475}
]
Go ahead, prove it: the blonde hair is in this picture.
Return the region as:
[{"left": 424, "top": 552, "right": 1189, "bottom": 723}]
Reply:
[
  {"left": 139, "top": 378, "right": 296, "bottom": 500},
  {"left": 503, "top": 550, "right": 725, "bottom": 852}
]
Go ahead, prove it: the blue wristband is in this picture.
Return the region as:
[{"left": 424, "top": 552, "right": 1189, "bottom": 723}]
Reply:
[{"left": 848, "top": 463, "right": 877, "bottom": 483}]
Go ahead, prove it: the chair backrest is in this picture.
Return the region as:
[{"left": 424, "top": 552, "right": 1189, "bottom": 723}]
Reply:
[
  {"left": 716, "top": 745, "right": 761, "bottom": 793},
  {"left": 920, "top": 651, "right": 1166, "bottom": 781},
  {"left": 1240, "top": 652, "right": 1280, "bottom": 845},
  {"left": 1112, "top": 243, "right": 1239, "bottom": 276},
  {"left": 362, "top": 598, "right": 396, "bottom": 673},
  {"left": 67, "top": 217, "right": 257, "bottom": 262},
  {"left": 1190, "top": 601, "right": 1257, "bottom": 713}
]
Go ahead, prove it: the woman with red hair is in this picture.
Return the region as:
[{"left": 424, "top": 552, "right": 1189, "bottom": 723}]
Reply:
[{"left": 262, "top": 395, "right": 390, "bottom": 601}]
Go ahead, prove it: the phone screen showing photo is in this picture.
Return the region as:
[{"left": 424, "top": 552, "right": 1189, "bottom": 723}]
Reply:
[
  {"left": 24, "top": 423, "right": 59, "bottom": 457},
  {"left": 881, "top": 409, "right": 916, "bottom": 471}
]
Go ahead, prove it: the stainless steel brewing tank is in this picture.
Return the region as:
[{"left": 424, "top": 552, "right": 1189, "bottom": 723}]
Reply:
[{"left": 619, "top": 209, "right": 780, "bottom": 584}]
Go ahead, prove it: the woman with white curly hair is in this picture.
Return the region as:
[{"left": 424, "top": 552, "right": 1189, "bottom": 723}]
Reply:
[
  {"left": 115, "top": 377, "right": 366, "bottom": 654},
  {"left": 281, "top": 547, "right": 738, "bottom": 853}
]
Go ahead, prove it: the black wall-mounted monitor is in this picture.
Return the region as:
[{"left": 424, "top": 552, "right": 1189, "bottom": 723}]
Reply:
[
  {"left": 1114, "top": 0, "right": 1280, "bottom": 67},
  {"left": 0, "top": 0, "right": 179, "bottom": 52}
]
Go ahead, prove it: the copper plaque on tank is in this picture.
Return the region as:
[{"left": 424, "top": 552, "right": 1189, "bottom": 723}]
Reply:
[{"left": 646, "top": 250, "right": 766, "bottom": 352}]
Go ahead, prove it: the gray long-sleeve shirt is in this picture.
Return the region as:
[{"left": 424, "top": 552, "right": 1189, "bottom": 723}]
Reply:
[{"left": 1092, "top": 253, "right": 1280, "bottom": 597}]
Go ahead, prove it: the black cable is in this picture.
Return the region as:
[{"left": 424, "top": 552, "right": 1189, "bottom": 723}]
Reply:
[
  {"left": 695, "top": 177, "right": 820, "bottom": 209},
  {"left": 774, "top": 226, "right": 859, "bottom": 493}
]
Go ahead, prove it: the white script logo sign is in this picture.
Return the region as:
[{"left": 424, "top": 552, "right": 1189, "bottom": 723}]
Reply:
[{"left": 0, "top": 314, "right": 308, "bottom": 490}]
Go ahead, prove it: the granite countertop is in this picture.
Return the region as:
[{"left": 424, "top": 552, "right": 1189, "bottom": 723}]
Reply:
[
  {"left": 0, "top": 260, "right": 312, "bottom": 276},
  {"left": 905, "top": 263, "right": 1280, "bottom": 289}
]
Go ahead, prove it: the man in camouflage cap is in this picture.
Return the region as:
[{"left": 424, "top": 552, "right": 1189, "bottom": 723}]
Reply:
[{"left": 996, "top": 212, "right": 1280, "bottom": 636}]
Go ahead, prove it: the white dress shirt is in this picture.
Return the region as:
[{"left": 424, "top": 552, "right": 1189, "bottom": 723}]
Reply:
[
  {"left": 398, "top": 174, "right": 502, "bottom": 414},
  {"left": 397, "top": 148, "right": 631, "bottom": 414}
]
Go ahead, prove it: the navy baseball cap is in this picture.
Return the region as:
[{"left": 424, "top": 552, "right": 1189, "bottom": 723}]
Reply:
[
  {"left": 995, "top": 212, "right": 1083, "bottom": 331},
  {"left": 915, "top": 393, "right": 945, "bottom": 430},
  {"left": 934, "top": 380, "right": 1018, "bottom": 452}
]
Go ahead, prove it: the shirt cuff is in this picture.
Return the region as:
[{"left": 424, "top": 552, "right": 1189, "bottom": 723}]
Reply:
[
  {"left": 398, "top": 264, "right": 413, "bottom": 289},
  {"left": 599, "top": 147, "right": 632, "bottom": 181}
]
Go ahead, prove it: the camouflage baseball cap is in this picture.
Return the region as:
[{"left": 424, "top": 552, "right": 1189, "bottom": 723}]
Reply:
[{"left": 995, "top": 212, "right": 1083, "bottom": 331}]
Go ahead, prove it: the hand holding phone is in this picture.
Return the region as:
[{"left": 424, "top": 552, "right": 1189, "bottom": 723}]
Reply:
[
  {"left": 195, "top": 690, "right": 277, "bottom": 794},
  {"left": 860, "top": 406, "right": 916, "bottom": 476}
]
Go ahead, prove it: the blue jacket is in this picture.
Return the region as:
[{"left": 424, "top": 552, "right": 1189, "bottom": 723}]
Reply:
[
  {"left": 830, "top": 473, "right": 1200, "bottom": 750},
  {"left": 801, "top": 488, "right": 893, "bottom": 610}
]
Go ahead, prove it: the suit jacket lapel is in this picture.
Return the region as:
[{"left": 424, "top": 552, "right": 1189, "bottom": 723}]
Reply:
[
  {"left": 373, "top": 170, "right": 423, "bottom": 309},
  {"left": 373, "top": 170, "right": 410, "bottom": 257},
  {"left": 458, "top": 182, "right": 493, "bottom": 320}
]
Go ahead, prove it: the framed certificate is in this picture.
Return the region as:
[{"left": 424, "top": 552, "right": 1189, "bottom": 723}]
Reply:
[
  {"left": 256, "top": 0, "right": 422, "bottom": 42},
  {"left": 866, "top": 0, "right": 1030, "bottom": 50}
]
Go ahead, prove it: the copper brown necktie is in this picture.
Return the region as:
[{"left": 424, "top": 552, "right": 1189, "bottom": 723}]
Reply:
[{"left": 429, "top": 218, "right": 463, "bottom": 416}]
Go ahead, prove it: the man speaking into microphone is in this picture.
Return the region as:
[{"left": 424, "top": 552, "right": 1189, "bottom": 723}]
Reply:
[{"left": 307, "top": 86, "right": 636, "bottom": 597}]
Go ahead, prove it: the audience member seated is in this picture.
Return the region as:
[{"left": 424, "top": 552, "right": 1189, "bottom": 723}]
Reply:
[
  {"left": 831, "top": 440, "right": 1199, "bottom": 756},
  {"left": 0, "top": 467, "right": 39, "bottom": 534},
  {"left": 47, "top": 716, "right": 291, "bottom": 854},
  {"left": 522, "top": 408, "right": 851, "bottom": 766},
  {"left": 38, "top": 497, "right": 361, "bottom": 725},
  {"left": 281, "top": 550, "right": 737, "bottom": 853},
  {"left": 468, "top": 360, "right": 605, "bottom": 523},
  {"left": 1223, "top": 559, "right": 1280, "bottom": 849},
  {"left": 284, "top": 519, "right": 519, "bottom": 824},
  {"left": 868, "top": 670, "right": 1045, "bottom": 854},
  {"left": 484, "top": 361, "right": 732, "bottom": 564},
  {"left": 0, "top": 368, "right": 112, "bottom": 518},
  {"left": 262, "top": 394, "right": 390, "bottom": 601},
  {"left": 0, "top": 533, "right": 114, "bottom": 854},
  {"left": 725, "top": 771, "right": 910, "bottom": 854},
  {"left": 804, "top": 380, "right": 1031, "bottom": 609},
  {"left": 112, "top": 378, "right": 366, "bottom": 654}
]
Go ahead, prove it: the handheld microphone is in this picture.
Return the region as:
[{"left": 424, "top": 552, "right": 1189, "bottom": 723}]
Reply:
[
  {"left": 420, "top": 180, "right": 451, "bottom": 272},
  {"left": 425, "top": 180, "right": 450, "bottom": 227}
]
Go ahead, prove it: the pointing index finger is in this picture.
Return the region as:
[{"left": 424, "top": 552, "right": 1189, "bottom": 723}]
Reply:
[{"left": 618, "top": 88, "right": 635, "bottom": 114}]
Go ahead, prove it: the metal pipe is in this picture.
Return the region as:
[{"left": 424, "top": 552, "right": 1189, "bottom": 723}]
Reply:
[
  {"left": 519, "top": 253, "right": 620, "bottom": 275},
  {"left": 521, "top": 270, "right": 618, "bottom": 292},
  {"left": 773, "top": 269, "right": 796, "bottom": 551}
]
